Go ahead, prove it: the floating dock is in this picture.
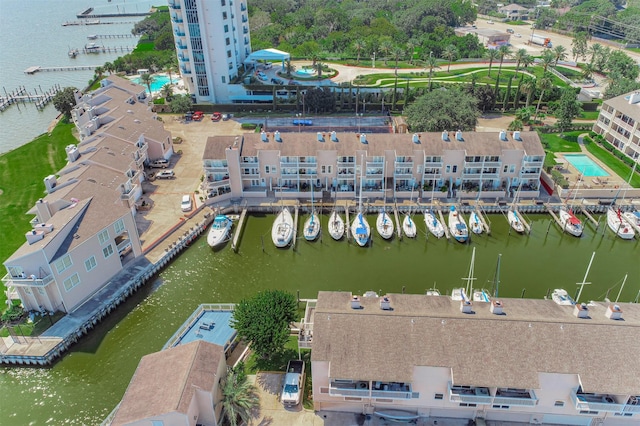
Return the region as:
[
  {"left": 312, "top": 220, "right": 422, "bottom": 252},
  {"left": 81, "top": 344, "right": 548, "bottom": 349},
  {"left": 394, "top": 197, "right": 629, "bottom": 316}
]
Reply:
[
  {"left": 231, "top": 208, "right": 247, "bottom": 253},
  {"left": 437, "top": 208, "right": 451, "bottom": 240},
  {"left": 87, "top": 33, "right": 138, "bottom": 39},
  {"left": 345, "top": 206, "right": 351, "bottom": 241}
]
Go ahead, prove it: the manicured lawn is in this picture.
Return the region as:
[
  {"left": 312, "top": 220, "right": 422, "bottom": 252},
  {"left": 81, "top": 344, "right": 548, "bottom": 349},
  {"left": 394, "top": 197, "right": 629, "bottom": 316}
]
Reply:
[
  {"left": 578, "top": 110, "right": 600, "bottom": 120},
  {"left": 0, "top": 119, "right": 75, "bottom": 312},
  {"left": 537, "top": 130, "right": 584, "bottom": 153},
  {"left": 583, "top": 137, "right": 640, "bottom": 187}
]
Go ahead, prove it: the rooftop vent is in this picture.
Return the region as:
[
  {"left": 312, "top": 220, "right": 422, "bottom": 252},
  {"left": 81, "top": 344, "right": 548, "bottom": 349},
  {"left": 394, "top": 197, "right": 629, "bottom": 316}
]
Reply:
[
  {"left": 380, "top": 296, "right": 391, "bottom": 310},
  {"left": 513, "top": 131, "right": 522, "bottom": 141},
  {"left": 412, "top": 133, "right": 421, "bottom": 144},
  {"left": 260, "top": 131, "right": 268, "bottom": 142},
  {"left": 455, "top": 130, "right": 464, "bottom": 141},
  {"left": 574, "top": 302, "right": 589, "bottom": 319},
  {"left": 628, "top": 92, "right": 640, "bottom": 104},
  {"left": 490, "top": 300, "right": 504, "bottom": 315},
  {"left": 499, "top": 130, "right": 508, "bottom": 141},
  {"left": 460, "top": 299, "right": 473, "bottom": 314},
  {"left": 359, "top": 133, "right": 368, "bottom": 144},
  {"left": 330, "top": 131, "right": 338, "bottom": 142},
  {"left": 605, "top": 304, "right": 623, "bottom": 320},
  {"left": 66, "top": 144, "right": 80, "bottom": 162},
  {"left": 441, "top": 130, "right": 449, "bottom": 141},
  {"left": 25, "top": 229, "right": 45, "bottom": 245},
  {"left": 351, "top": 296, "right": 362, "bottom": 310},
  {"left": 317, "top": 132, "right": 324, "bottom": 142},
  {"left": 274, "top": 131, "right": 282, "bottom": 142}
]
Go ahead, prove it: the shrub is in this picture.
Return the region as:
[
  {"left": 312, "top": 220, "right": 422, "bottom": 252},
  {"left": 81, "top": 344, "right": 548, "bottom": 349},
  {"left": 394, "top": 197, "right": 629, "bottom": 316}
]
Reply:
[
  {"left": 2, "top": 305, "right": 24, "bottom": 322},
  {"left": 241, "top": 123, "right": 257, "bottom": 130}
]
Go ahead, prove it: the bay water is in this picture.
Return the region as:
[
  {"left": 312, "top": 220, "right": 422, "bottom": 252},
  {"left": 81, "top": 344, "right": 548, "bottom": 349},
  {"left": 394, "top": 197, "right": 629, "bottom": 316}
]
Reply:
[{"left": 0, "top": 213, "right": 638, "bottom": 425}]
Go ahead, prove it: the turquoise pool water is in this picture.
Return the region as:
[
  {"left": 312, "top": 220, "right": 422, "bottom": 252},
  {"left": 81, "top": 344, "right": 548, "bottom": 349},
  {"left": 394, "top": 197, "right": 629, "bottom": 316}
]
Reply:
[
  {"left": 131, "top": 75, "right": 172, "bottom": 93},
  {"left": 296, "top": 68, "right": 316, "bottom": 76},
  {"left": 563, "top": 154, "right": 609, "bottom": 177}
]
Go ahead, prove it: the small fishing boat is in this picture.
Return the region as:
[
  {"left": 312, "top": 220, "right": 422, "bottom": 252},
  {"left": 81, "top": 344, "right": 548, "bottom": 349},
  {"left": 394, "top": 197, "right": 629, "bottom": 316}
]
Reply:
[
  {"left": 328, "top": 210, "right": 344, "bottom": 240},
  {"left": 469, "top": 210, "right": 483, "bottom": 235},
  {"left": 376, "top": 209, "right": 394, "bottom": 239},
  {"left": 424, "top": 209, "right": 445, "bottom": 238},
  {"left": 448, "top": 206, "right": 468, "bottom": 243},
  {"left": 272, "top": 207, "right": 294, "bottom": 248},
  {"left": 206, "top": 215, "right": 232, "bottom": 248},
  {"left": 551, "top": 288, "right": 575, "bottom": 305},
  {"left": 426, "top": 288, "right": 441, "bottom": 296},
  {"left": 607, "top": 207, "right": 635, "bottom": 239},
  {"left": 402, "top": 213, "right": 417, "bottom": 238},
  {"left": 68, "top": 48, "right": 79, "bottom": 58},
  {"left": 558, "top": 206, "right": 583, "bottom": 237}
]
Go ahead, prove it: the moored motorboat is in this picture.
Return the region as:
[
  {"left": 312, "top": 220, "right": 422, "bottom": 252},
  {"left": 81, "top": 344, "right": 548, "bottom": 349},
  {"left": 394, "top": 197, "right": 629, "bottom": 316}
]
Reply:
[
  {"left": 272, "top": 207, "right": 294, "bottom": 248},
  {"left": 402, "top": 213, "right": 417, "bottom": 238},
  {"left": 448, "top": 206, "right": 468, "bottom": 243},
  {"left": 508, "top": 209, "right": 525, "bottom": 233},
  {"left": 328, "top": 210, "right": 344, "bottom": 240},
  {"left": 424, "top": 209, "right": 445, "bottom": 238},
  {"left": 469, "top": 211, "right": 483, "bottom": 234},
  {"left": 206, "top": 215, "right": 232, "bottom": 248},
  {"left": 351, "top": 212, "right": 370, "bottom": 247},
  {"left": 303, "top": 211, "right": 320, "bottom": 241},
  {"left": 558, "top": 206, "right": 583, "bottom": 237},
  {"left": 376, "top": 209, "right": 394, "bottom": 239},
  {"left": 426, "top": 288, "right": 441, "bottom": 296},
  {"left": 551, "top": 288, "right": 575, "bottom": 305},
  {"left": 607, "top": 207, "right": 635, "bottom": 240}
]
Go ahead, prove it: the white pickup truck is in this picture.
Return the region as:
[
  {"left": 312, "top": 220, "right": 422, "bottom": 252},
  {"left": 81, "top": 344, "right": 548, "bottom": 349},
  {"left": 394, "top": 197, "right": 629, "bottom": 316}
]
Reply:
[{"left": 281, "top": 360, "right": 304, "bottom": 407}]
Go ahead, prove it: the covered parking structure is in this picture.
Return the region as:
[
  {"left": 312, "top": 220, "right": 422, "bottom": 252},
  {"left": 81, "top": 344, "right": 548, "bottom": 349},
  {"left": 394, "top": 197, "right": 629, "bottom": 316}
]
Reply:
[{"left": 244, "top": 48, "right": 291, "bottom": 69}]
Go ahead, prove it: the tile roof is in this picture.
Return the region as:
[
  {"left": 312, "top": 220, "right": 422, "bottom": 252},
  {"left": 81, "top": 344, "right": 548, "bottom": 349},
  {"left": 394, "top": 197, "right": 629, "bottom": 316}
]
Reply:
[{"left": 311, "top": 292, "right": 640, "bottom": 395}]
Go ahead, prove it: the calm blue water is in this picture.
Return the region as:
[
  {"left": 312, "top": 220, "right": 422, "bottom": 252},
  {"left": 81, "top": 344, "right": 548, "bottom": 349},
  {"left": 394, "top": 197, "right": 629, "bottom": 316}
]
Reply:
[
  {"left": 0, "top": 0, "right": 154, "bottom": 154},
  {"left": 132, "top": 75, "right": 171, "bottom": 93},
  {"left": 564, "top": 154, "right": 609, "bottom": 177}
]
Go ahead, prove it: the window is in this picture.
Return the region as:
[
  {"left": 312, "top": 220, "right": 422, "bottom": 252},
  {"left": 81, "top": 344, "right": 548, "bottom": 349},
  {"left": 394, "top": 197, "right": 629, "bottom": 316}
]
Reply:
[
  {"left": 85, "top": 256, "right": 97, "bottom": 272},
  {"left": 614, "top": 413, "right": 633, "bottom": 417},
  {"left": 579, "top": 410, "right": 599, "bottom": 415},
  {"left": 459, "top": 403, "right": 476, "bottom": 407},
  {"left": 222, "top": 11, "right": 227, "bottom": 19},
  {"left": 221, "top": 76, "right": 226, "bottom": 83},
  {"left": 226, "top": 37, "right": 230, "bottom": 46},
  {"left": 452, "top": 165, "right": 458, "bottom": 173},
  {"left": 220, "top": 0, "right": 225, "bottom": 5},
  {"left": 114, "top": 219, "right": 125, "bottom": 235},
  {"left": 445, "top": 165, "right": 451, "bottom": 173},
  {"left": 345, "top": 397, "right": 362, "bottom": 401},
  {"left": 492, "top": 405, "right": 510, "bottom": 409},
  {"left": 434, "top": 393, "right": 444, "bottom": 400},
  {"left": 227, "top": 50, "right": 232, "bottom": 58},
  {"left": 510, "top": 165, "right": 516, "bottom": 173},
  {"left": 554, "top": 400, "right": 564, "bottom": 407},
  {"left": 98, "top": 229, "right": 109, "bottom": 245},
  {"left": 503, "top": 165, "right": 509, "bottom": 173},
  {"left": 55, "top": 255, "right": 72, "bottom": 274},
  {"left": 321, "top": 165, "right": 332, "bottom": 174},
  {"left": 103, "top": 244, "right": 114, "bottom": 259},
  {"left": 63, "top": 273, "right": 80, "bottom": 291}
]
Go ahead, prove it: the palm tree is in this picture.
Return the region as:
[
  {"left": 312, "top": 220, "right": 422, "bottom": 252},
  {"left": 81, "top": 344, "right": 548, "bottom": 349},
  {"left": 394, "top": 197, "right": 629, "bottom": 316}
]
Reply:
[
  {"left": 220, "top": 364, "right": 259, "bottom": 426},
  {"left": 552, "top": 45, "right": 567, "bottom": 67},
  {"left": 540, "top": 50, "right": 555, "bottom": 73},
  {"left": 581, "top": 62, "right": 595, "bottom": 82},
  {"left": 285, "top": 59, "right": 295, "bottom": 77},
  {"left": 94, "top": 66, "right": 104, "bottom": 80},
  {"left": 588, "top": 43, "right": 603, "bottom": 65},
  {"left": 353, "top": 39, "right": 365, "bottom": 64},
  {"left": 140, "top": 73, "right": 154, "bottom": 95},
  {"left": 442, "top": 45, "right": 458, "bottom": 72},
  {"left": 164, "top": 64, "right": 176, "bottom": 85},
  {"left": 485, "top": 49, "right": 500, "bottom": 77},
  {"left": 424, "top": 53, "right": 440, "bottom": 91},
  {"left": 160, "top": 83, "right": 173, "bottom": 100},
  {"left": 513, "top": 49, "right": 528, "bottom": 78},
  {"left": 103, "top": 62, "right": 115, "bottom": 75},
  {"left": 534, "top": 75, "right": 553, "bottom": 122},
  {"left": 391, "top": 46, "right": 404, "bottom": 73},
  {"left": 495, "top": 45, "right": 512, "bottom": 83},
  {"left": 520, "top": 77, "right": 536, "bottom": 108},
  {"left": 520, "top": 53, "right": 534, "bottom": 70},
  {"left": 405, "top": 40, "right": 416, "bottom": 64},
  {"left": 379, "top": 39, "right": 393, "bottom": 66}
]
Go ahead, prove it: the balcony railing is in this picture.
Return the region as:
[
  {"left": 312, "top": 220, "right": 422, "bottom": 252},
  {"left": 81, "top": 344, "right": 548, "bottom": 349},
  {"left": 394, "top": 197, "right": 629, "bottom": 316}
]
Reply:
[
  {"left": 493, "top": 389, "right": 537, "bottom": 407},
  {"left": 329, "top": 384, "right": 370, "bottom": 398},
  {"left": 2, "top": 273, "right": 54, "bottom": 288},
  {"left": 241, "top": 171, "right": 259, "bottom": 177},
  {"left": 175, "top": 30, "right": 186, "bottom": 37},
  {"left": 371, "top": 389, "right": 412, "bottom": 399},
  {"left": 120, "top": 184, "right": 138, "bottom": 201},
  {"left": 571, "top": 390, "right": 626, "bottom": 413},
  {"left": 172, "top": 16, "right": 183, "bottom": 23},
  {"left": 177, "top": 43, "right": 188, "bottom": 50},
  {"left": 169, "top": 2, "right": 181, "bottom": 9},
  {"left": 181, "top": 67, "right": 191, "bottom": 74},
  {"left": 462, "top": 173, "right": 500, "bottom": 180},
  {"left": 449, "top": 385, "right": 492, "bottom": 405}
]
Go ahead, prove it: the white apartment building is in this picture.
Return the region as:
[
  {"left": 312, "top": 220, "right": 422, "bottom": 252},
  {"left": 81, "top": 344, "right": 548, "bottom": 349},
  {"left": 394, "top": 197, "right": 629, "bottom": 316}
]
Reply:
[
  {"left": 201, "top": 130, "right": 545, "bottom": 203},
  {"left": 592, "top": 91, "right": 640, "bottom": 164},
  {"left": 169, "top": 0, "right": 252, "bottom": 103},
  {"left": 307, "top": 291, "right": 640, "bottom": 425}
]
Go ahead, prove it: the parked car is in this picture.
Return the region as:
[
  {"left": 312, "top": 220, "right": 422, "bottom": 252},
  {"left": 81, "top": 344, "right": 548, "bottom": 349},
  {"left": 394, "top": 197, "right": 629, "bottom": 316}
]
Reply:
[
  {"left": 149, "top": 159, "right": 169, "bottom": 168},
  {"left": 514, "top": 33, "right": 522, "bottom": 38},
  {"left": 271, "top": 77, "right": 284, "bottom": 85},
  {"left": 211, "top": 112, "right": 222, "bottom": 121},
  {"left": 487, "top": 20, "right": 494, "bottom": 24},
  {"left": 192, "top": 111, "right": 204, "bottom": 121},
  {"left": 506, "top": 28, "right": 514, "bottom": 34},
  {"left": 257, "top": 72, "right": 268, "bottom": 81},
  {"left": 222, "top": 113, "right": 232, "bottom": 121},
  {"left": 155, "top": 169, "right": 175, "bottom": 179},
  {"left": 181, "top": 194, "right": 192, "bottom": 212}
]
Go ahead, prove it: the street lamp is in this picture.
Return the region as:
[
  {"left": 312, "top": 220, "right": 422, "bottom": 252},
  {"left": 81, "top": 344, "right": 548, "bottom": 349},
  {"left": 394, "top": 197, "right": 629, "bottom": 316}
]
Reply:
[
  {"left": 372, "top": 52, "right": 376, "bottom": 69},
  {"left": 296, "top": 113, "right": 301, "bottom": 133},
  {"left": 358, "top": 113, "right": 363, "bottom": 134}
]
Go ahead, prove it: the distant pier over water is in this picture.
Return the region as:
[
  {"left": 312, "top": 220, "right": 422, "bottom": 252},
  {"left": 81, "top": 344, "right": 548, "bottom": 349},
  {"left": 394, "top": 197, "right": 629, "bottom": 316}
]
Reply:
[{"left": 76, "top": 6, "right": 151, "bottom": 18}]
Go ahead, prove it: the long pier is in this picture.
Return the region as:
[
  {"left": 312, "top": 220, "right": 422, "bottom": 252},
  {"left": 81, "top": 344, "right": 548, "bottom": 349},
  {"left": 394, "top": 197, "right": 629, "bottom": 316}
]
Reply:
[
  {"left": 25, "top": 65, "right": 100, "bottom": 74},
  {"left": 0, "top": 85, "right": 61, "bottom": 112},
  {"left": 547, "top": 206, "right": 564, "bottom": 231},
  {"left": 77, "top": 7, "right": 151, "bottom": 19},
  {"left": 515, "top": 210, "right": 531, "bottom": 234},
  {"left": 87, "top": 34, "right": 138, "bottom": 39},
  {"left": 83, "top": 45, "right": 135, "bottom": 54},
  {"left": 62, "top": 20, "right": 140, "bottom": 26}
]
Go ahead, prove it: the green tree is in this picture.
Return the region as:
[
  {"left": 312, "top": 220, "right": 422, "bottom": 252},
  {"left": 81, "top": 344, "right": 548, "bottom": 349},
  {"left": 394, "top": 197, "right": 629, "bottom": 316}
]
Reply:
[
  {"left": 508, "top": 119, "right": 524, "bottom": 131},
  {"left": 534, "top": 74, "right": 553, "bottom": 122},
  {"left": 485, "top": 49, "right": 500, "bottom": 78},
  {"left": 540, "top": 50, "right": 555, "bottom": 73},
  {"left": 552, "top": 45, "right": 567, "bottom": 67},
  {"left": 604, "top": 77, "right": 640, "bottom": 100},
  {"left": 353, "top": 39, "right": 365, "bottom": 64},
  {"left": 571, "top": 32, "right": 588, "bottom": 61},
  {"left": 103, "top": 62, "right": 115, "bottom": 75},
  {"left": 392, "top": 46, "right": 404, "bottom": 72},
  {"left": 606, "top": 50, "right": 639, "bottom": 80},
  {"left": 160, "top": 84, "right": 174, "bottom": 101},
  {"left": 495, "top": 45, "right": 512, "bottom": 84},
  {"left": 404, "top": 87, "right": 480, "bottom": 131},
  {"left": 164, "top": 64, "right": 176, "bottom": 85},
  {"left": 513, "top": 49, "right": 528, "bottom": 78},
  {"left": 442, "top": 44, "right": 458, "bottom": 72},
  {"left": 555, "top": 87, "right": 583, "bottom": 133},
  {"left": 424, "top": 53, "right": 440, "bottom": 91},
  {"left": 474, "top": 84, "right": 496, "bottom": 113},
  {"left": 140, "top": 73, "right": 155, "bottom": 95},
  {"left": 515, "top": 106, "right": 535, "bottom": 124},
  {"left": 285, "top": 59, "right": 295, "bottom": 77},
  {"left": 520, "top": 77, "right": 536, "bottom": 108},
  {"left": 231, "top": 290, "right": 297, "bottom": 359},
  {"left": 52, "top": 87, "right": 78, "bottom": 117},
  {"left": 379, "top": 38, "right": 393, "bottom": 66},
  {"left": 169, "top": 94, "right": 193, "bottom": 114},
  {"left": 219, "top": 363, "right": 259, "bottom": 426}
]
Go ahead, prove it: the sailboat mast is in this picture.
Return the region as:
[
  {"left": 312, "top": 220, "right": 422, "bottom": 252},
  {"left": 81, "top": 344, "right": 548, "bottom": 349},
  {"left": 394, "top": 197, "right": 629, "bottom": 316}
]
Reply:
[
  {"left": 464, "top": 247, "right": 476, "bottom": 297},
  {"left": 358, "top": 154, "right": 364, "bottom": 212},
  {"left": 494, "top": 254, "right": 502, "bottom": 298},
  {"left": 615, "top": 274, "right": 628, "bottom": 303},
  {"left": 575, "top": 251, "right": 596, "bottom": 303}
]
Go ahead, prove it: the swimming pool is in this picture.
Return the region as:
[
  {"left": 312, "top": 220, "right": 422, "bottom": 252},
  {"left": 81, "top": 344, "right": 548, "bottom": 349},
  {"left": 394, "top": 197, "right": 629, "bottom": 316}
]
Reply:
[
  {"left": 296, "top": 68, "right": 316, "bottom": 76},
  {"left": 131, "top": 75, "right": 172, "bottom": 93},
  {"left": 563, "top": 154, "right": 609, "bottom": 177}
]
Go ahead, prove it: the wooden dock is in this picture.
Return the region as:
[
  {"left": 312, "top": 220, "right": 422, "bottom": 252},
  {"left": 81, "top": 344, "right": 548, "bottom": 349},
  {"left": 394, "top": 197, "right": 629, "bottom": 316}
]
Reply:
[
  {"left": 231, "top": 208, "right": 247, "bottom": 253},
  {"left": 515, "top": 210, "right": 531, "bottom": 234},
  {"left": 0, "top": 85, "right": 61, "bottom": 112},
  {"left": 437, "top": 208, "right": 451, "bottom": 240},
  {"left": 475, "top": 204, "right": 491, "bottom": 234},
  {"left": 345, "top": 206, "right": 351, "bottom": 241},
  {"left": 392, "top": 204, "right": 402, "bottom": 239},
  {"left": 87, "top": 34, "right": 139, "bottom": 39},
  {"left": 292, "top": 205, "right": 299, "bottom": 250},
  {"left": 547, "top": 206, "right": 564, "bottom": 231},
  {"left": 25, "top": 65, "right": 100, "bottom": 74},
  {"left": 579, "top": 205, "right": 599, "bottom": 227}
]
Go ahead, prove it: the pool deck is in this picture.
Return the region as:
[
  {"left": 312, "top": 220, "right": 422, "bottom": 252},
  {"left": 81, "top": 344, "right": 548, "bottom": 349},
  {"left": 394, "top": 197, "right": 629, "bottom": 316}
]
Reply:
[{"left": 163, "top": 308, "right": 237, "bottom": 351}]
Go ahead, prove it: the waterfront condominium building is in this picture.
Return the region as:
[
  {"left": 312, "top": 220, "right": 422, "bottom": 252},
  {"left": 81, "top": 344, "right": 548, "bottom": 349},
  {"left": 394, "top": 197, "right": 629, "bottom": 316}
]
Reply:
[
  {"left": 304, "top": 291, "right": 640, "bottom": 425},
  {"left": 592, "top": 91, "right": 640, "bottom": 164},
  {"left": 169, "top": 0, "right": 251, "bottom": 104},
  {"left": 201, "top": 130, "right": 545, "bottom": 203}
]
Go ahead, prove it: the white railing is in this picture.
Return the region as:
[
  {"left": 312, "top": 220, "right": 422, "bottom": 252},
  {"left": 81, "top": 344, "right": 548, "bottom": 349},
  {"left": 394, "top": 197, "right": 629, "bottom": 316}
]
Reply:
[
  {"left": 571, "top": 390, "right": 626, "bottom": 413},
  {"left": 2, "top": 273, "right": 54, "bottom": 288},
  {"left": 493, "top": 395, "right": 537, "bottom": 407},
  {"left": 329, "top": 386, "right": 370, "bottom": 397}
]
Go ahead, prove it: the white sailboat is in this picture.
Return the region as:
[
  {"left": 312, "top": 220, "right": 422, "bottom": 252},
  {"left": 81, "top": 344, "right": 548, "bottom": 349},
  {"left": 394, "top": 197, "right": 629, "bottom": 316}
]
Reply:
[
  {"left": 403, "top": 188, "right": 417, "bottom": 238},
  {"left": 303, "top": 184, "right": 320, "bottom": 241},
  {"left": 351, "top": 156, "right": 370, "bottom": 247},
  {"left": 376, "top": 209, "right": 394, "bottom": 239},
  {"left": 272, "top": 206, "right": 294, "bottom": 248},
  {"left": 508, "top": 183, "right": 525, "bottom": 234},
  {"left": 207, "top": 215, "right": 232, "bottom": 248},
  {"left": 469, "top": 210, "right": 483, "bottom": 235},
  {"left": 328, "top": 210, "right": 345, "bottom": 240},
  {"left": 623, "top": 210, "right": 640, "bottom": 228},
  {"left": 559, "top": 206, "right": 583, "bottom": 237},
  {"left": 448, "top": 205, "right": 469, "bottom": 243},
  {"left": 424, "top": 209, "right": 445, "bottom": 238},
  {"left": 453, "top": 247, "right": 477, "bottom": 300},
  {"left": 608, "top": 162, "right": 637, "bottom": 240}
]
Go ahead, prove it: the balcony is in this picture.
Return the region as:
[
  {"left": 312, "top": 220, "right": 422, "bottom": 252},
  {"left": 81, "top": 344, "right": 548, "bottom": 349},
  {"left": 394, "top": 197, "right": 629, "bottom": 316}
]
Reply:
[
  {"left": 241, "top": 170, "right": 259, "bottom": 177},
  {"left": 448, "top": 384, "right": 492, "bottom": 405},
  {"left": 371, "top": 381, "right": 413, "bottom": 400},
  {"left": 178, "top": 55, "right": 189, "bottom": 62},
  {"left": 171, "top": 16, "right": 183, "bottom": 23},
  {"left": 571, "top": 390, "right": 625, "bottom": 413},
  {"left": 176, "top": 43, "right": 188, "bottom": 50},
  {"left": 181, "top": 66, "right": 191, "bottom": 74},
  {"left": 2, "top": 273, "right": 54, "bottom": 288},
  {"left": 175, "top": 30, "right": 186, "bottom": 37},
  {"left": 120, "top": 183, "right": 138, "bottom": 202},
  {"left": 243, "top": 26, "right": 248, "bottom": 34},
  {"left": 242, "top": 15, "right": 247, "bottom": 22},
  {"left": 623, "top": 396, "right": 640, "bottom": 413},
  {"left": 169, "top": 1, "right": 181, "bottom": 9},
  {"left": 240, "top": 3, "right": 246, "bottom": 11},
  {"left": 463, "top": 172, "right": 500, "bottom": 180},
  {"left": 494, "top": 388, "right": 537, "bottom": 407},
  {"left": 329, "top": 381, "right": 371, "bottom": 397}
]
